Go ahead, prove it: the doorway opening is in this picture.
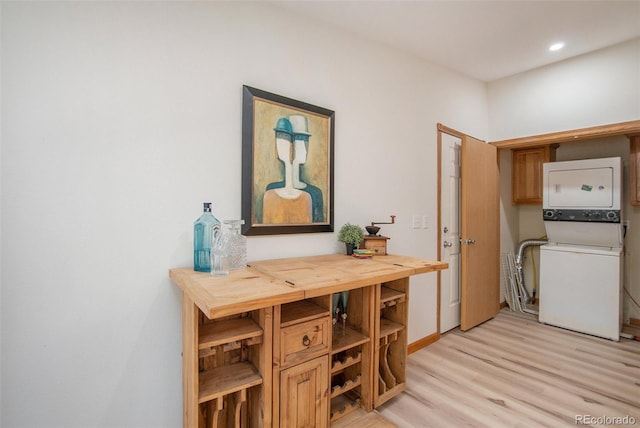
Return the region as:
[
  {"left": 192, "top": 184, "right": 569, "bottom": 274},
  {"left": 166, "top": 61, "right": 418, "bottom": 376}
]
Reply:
[{"left": 438, "top": 131, "right": 462, "bottom": 333}]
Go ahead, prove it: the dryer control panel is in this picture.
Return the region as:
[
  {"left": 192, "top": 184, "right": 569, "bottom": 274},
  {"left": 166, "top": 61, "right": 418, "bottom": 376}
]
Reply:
[{"left": 542, "top": 209, "right": 621, "bottom": 223}]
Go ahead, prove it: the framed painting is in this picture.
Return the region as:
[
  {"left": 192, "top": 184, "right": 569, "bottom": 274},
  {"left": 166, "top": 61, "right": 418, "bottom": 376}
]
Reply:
[{"left": 241, "top": 85, "right": 335, "bottom": 235}]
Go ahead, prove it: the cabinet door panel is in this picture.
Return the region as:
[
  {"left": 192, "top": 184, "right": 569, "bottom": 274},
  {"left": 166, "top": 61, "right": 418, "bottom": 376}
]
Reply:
[
  {"left": 280, "top": 356, "right": 329, "bottom": 428},
  {"left": 512, "top": 146, "right": 555, "bottom": 204}
]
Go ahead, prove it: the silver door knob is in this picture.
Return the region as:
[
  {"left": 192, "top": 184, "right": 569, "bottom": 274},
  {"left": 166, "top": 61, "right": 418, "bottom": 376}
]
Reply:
[
  {"left": 443, "top": 241, "right": 453, "bottom": 247},
  {"left": 464, "top": 238, "right": 476, "bottom": 245}
]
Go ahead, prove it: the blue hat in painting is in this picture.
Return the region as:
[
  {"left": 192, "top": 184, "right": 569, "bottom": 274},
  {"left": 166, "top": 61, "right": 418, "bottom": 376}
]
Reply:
[{"left": 274, "top": 117, "right": 293, "bottom": 135}]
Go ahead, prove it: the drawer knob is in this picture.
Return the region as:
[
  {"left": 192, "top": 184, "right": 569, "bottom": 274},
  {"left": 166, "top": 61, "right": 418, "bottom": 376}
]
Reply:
[{"left": 302, "top": 335, "right": 311, "bottom": 347}]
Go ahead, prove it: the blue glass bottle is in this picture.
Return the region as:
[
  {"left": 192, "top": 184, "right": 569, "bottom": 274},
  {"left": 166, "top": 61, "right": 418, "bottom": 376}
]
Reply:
[{"left": 193, "top": 202, "right": 221, "bottom": 272}]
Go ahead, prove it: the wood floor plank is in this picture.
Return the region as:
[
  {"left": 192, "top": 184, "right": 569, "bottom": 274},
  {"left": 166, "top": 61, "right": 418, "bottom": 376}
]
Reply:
[
  {"left": 405, "top": 360, "right": 563, "bottom": 427},
  {"left": 465, "top": 325, "right": 640, "bottom": 401},
  {"left": 463, "top": 327, "right": 639, "bottom": 397},
  {"left": 459, "top": 317, "right": 638, "bottom": 380},
  {"left": 457, "top": 323, "right": 640, "bottom": 412},
  {"left": 331, "top": 408, "right": 397, "bottom": 428},
  {"left": 410, "top": 339, "right": 582, "bottom": 425},
  {"left": 377, "top": 309, "right": 640, "bottom": 427}
]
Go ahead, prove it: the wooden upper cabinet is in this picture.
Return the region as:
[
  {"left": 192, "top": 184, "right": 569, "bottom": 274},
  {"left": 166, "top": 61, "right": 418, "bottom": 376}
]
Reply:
[
  {"left": 511, "top": 146, "right": 556, "bottom": 205},
  {"left": 491, "top": 120, "right": 640, "bottom": 205},
  {"left": 631, "top": 136, "right": 640, "bottom": 206}
]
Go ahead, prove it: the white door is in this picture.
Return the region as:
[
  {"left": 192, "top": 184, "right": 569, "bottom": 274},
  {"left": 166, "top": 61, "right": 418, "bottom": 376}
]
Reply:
[{"left": 439, "top": 133, "right": 462, "bottom": 333}]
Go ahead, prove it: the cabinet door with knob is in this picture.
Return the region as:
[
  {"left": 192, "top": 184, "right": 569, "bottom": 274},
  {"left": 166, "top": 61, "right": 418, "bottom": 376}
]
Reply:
[
  {"left": 280, "top": 355, "right": 329, "bottom": 428},
  {"left": 512, "top": 146, "right": 556, "bottom": 204}
]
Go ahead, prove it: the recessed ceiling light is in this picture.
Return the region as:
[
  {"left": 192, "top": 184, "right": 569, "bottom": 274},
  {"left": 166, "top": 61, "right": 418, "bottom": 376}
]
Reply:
[{"left": 549, "top": 42, "right": 565, "bottom": 52}]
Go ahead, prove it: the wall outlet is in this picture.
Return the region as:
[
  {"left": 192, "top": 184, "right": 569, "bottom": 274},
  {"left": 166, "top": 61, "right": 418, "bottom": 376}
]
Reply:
[
  {"left": 412, "top": 215, "right": 421, "bottom": 229},
  {"left": 623, "top": 220, "right": 630, "bottom": 231}
]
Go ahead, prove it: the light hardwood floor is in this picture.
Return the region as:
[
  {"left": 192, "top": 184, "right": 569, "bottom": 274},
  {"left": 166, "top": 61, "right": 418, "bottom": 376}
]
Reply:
[{"left": 375, "top": 310, "right": 640, "bottom": 427}]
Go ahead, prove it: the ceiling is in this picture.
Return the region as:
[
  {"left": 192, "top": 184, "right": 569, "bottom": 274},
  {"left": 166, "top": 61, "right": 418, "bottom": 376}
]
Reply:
[{"left": 271, "top": 0, "right": 640, "bottom": 82}]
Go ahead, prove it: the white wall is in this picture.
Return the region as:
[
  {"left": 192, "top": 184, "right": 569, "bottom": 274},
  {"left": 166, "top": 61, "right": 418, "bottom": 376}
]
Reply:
[
  {"left": 488, "top": 38, "right": 640, "bottom": 141},
  {"left": 0, "top": 2, "right": 487, "bottom": 426},
  {"left": 498, "top": 148, "right": 518, "bottom": 302},
  {"left": 490, "top": 40, "right": 640, "bottom": 323}
]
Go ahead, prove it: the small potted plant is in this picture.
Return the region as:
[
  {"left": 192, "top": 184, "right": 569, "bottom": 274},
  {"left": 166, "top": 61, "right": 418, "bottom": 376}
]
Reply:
[{"left": 337, "top": 223, "right": 365, "bottom": 255}]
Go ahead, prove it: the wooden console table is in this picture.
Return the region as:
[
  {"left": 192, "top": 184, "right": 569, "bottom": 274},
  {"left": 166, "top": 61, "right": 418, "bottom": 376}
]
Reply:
[{"left": 170, "top": 254, "right": 447, "bottom": 427}]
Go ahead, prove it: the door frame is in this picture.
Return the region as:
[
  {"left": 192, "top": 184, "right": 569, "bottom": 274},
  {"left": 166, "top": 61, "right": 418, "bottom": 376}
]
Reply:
[
  {"left": 436, "top": 124, "right": 466, "bottom": 334},
  {"left": 437, "top": 130, "right": 462, "bottom": 334}
]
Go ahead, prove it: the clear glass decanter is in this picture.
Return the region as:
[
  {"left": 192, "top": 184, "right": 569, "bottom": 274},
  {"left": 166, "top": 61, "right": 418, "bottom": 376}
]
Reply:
[
  {"left": 210, "top": 230, "right": 228, "bottom": 277},
  {"left": 223, "top": 219, "right": 247, "bottom": 271}
]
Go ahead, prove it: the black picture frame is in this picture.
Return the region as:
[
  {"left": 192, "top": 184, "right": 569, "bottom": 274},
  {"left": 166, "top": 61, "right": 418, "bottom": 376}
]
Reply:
[{"left": 241, "top": 85, "right": 335, "bottom": 236}]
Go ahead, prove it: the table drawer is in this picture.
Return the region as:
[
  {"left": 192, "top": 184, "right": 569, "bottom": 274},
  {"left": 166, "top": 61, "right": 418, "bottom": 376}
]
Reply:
[
  {"left": 280, "top": 316, "right": 330, "bottom": 368},
  {"left": 364, "top": 240, "right": 387, "bottom": 255}
]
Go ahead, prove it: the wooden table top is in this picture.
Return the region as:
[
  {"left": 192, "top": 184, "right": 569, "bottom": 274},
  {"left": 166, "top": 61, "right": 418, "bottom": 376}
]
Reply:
[{"left": 170, "top": 254, "right": 447, "bottom": 319}]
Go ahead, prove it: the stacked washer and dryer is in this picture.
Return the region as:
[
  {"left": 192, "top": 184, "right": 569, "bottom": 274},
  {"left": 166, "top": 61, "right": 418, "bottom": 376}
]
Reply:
[{"left": 539, "top": 157, "right": 623, "bottom": 341}]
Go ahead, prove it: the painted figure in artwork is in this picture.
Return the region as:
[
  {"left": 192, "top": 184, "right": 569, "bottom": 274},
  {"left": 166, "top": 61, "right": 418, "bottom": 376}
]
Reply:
[
  {"left": 262, "top": 117, "right": 312, "bottom": 224},
  {"left": 263, "top": 115, "right": 325, "bottom": 224},
  {"left": 289, "top": 114, "right": 324, "bottom": 222}
]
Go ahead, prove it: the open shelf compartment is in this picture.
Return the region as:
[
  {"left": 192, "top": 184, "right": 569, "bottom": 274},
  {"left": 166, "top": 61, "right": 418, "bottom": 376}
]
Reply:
[
  {"left": 332, "top": 325, "right": 370, "bottom": 354},
  {"left": 331, "top": 349, "right": 362, "bottom": 374},
  {"left": 330, "top": 391, "right": 361, "bottom": 423},
  {"left": 380, "top": 286, "right": 406, "bottom": 308},
  {"left": 198, "top": 317, "right": 263, "bottom": 350},
  {"left": 281, "top": 299, "right": 330, "bottom": 327},
  {"left": 199, "top": 362, "right": 263, "bottom": 404}
]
